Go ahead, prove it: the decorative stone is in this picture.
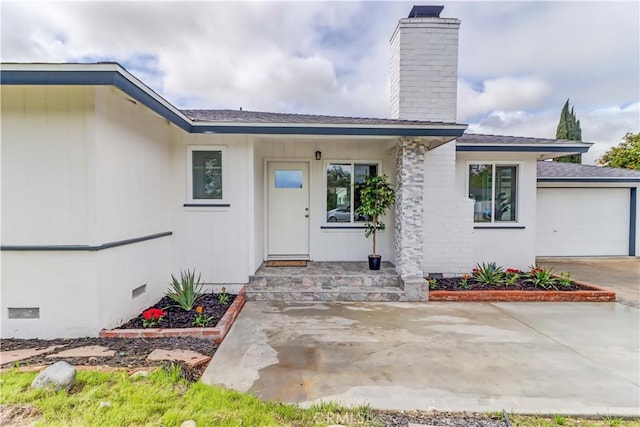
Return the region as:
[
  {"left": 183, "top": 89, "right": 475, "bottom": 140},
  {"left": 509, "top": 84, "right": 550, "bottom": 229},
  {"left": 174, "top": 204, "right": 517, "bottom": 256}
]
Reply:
[
  {"left": 99, "top": 401, "right": 111, "bottom": 408},
  {"left": 395, "top": 137, "right": 427, "bottom": 278},
  {"left": 31, "top": 361, "right": 76, "bottom": 392},
  {"left": 46, "top": 345, "right": 115, "bottom": 359},
  {"left": 180, "top": 420, "right": 197, "bottom": 427},
  {"left": 130, "top": 370, "right": 149, "bottom": 379},
  {"left": 0, "top": 346, "right": 63, "bottom": 365},
  {"left": 147, "top": 349, "right": 211, "bottom": 367}
]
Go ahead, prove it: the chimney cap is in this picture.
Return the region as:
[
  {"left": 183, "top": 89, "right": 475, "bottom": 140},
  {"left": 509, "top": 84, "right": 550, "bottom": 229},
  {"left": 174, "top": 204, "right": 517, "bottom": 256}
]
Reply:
[{"left": 408, "top": 5, "right": 444, "bottom": 18}]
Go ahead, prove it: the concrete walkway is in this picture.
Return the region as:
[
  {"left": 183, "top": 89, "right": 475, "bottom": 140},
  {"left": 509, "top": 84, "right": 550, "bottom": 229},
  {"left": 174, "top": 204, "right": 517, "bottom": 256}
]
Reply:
[
  {"left": 202, "top": 301, "right": 640, "bottom": 416},
  {"left": 539, "top": 257, "right": 640, "bottom": 308}
]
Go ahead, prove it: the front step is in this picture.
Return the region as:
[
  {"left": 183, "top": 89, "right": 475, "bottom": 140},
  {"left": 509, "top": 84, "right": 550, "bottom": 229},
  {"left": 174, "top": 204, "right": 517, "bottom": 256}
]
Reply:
[
  {"left": 246, "top": 261, "right": 406, "bottom": 302},
  {"left": 246, "top": 288, "right": 407, "bottom": 302}
]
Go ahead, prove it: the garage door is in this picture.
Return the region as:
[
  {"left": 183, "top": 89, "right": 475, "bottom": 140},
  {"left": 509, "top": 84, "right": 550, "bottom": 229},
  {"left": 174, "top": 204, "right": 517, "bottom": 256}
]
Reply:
[{"left": 536, "top": 188, "right": 630, "bottom": 256}]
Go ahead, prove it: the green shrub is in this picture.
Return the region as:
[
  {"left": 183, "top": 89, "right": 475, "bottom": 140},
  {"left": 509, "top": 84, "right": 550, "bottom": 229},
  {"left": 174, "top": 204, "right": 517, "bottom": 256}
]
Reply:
[
  {"left": 472, "top": 262, "right": 504, "bottom": 286},
  {"left": 166, "top": 269, "right": 204, "bottom": 311}
]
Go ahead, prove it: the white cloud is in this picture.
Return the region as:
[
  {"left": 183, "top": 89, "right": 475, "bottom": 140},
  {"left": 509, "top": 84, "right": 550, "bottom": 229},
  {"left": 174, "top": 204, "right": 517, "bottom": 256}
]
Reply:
[
  {"left": 1, "top": 1, "right": 638, "bottom": 156},
  {"left": 458, "top": 77, "right": 551, "bottom": 121}
]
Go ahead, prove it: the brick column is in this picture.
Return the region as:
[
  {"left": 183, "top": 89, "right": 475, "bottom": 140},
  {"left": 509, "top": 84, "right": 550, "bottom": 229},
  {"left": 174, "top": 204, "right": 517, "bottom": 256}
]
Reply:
[{"left": 395, "top": 137, "right": 429, "bottom": 300}]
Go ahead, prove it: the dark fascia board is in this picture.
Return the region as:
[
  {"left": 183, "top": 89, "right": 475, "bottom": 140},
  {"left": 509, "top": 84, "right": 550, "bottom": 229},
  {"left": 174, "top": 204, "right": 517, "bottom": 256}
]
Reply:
[
  {"left": 194, "top": 125, "right": 465, "bottom": 137},
  {"left": 1, "top": 68, "right": 465, "bottom": 138},
  {"left": 457, "top": 145, "right": 590, "bottom": 153},
  {"left": 537, "top": 177, "right": 640, "bottom": 183}
]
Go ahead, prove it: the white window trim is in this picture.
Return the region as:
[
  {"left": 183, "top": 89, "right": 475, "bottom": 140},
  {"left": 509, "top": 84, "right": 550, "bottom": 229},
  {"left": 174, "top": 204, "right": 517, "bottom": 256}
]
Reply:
[
  {"left": 323, "top": 160, "right": 382, "bottom": 227},
  {"left": 465, "top": 161, "right": 520, "bottom": 225},
  {"left": 186, "top": 145, "right": 228, "bottom": 205}
]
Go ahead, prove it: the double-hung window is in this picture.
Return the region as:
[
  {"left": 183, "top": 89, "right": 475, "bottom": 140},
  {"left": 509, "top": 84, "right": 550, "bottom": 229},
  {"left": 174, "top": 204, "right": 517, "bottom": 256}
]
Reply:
[
  {"left": 187, "top": 146, "right": 225, "bottom": 204},
  {"left": 468, "top": 163, "right": 518, "bottom": 223},
  {"left": 326, "top": 162, "right": 378, "bottom": 224}
]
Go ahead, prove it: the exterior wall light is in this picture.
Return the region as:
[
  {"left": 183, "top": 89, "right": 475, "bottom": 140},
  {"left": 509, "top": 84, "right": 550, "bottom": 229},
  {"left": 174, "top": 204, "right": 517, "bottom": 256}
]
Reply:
[{"left": 315, "top": 150, "right": 322, "bottom": 160}]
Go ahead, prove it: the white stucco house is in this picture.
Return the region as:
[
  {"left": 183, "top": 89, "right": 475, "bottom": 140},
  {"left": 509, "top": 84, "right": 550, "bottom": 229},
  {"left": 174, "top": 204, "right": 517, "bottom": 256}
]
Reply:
[{"left": 2, "top": 5, "right": 639, "bottom": 338}]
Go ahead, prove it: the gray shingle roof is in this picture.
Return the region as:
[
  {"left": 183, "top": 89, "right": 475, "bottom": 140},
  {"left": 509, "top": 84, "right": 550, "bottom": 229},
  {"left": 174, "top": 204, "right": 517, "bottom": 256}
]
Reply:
[
  {"left": 181, "top": 109, "right": 455, "bottom": 126},
  {"left": 537, "top": 161, "right": 640, "bottom": 179},
  {"left": 458, "top": 133, "right": 592, "bottom": 146}
]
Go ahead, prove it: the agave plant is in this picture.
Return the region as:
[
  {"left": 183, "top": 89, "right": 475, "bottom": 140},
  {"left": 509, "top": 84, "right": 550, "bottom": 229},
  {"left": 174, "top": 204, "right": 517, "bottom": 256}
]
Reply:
[
  {"left": 471, "top": 262, "right": 504, "bottom": 286},
  {"left": 166, "top": 269, "right": 204, "bottom": 311}
]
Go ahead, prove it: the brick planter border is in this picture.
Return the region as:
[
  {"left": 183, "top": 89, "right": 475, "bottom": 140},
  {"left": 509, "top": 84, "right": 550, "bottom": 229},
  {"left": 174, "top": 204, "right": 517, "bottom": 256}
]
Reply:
[
  {"left": 100, "top": 288, "right": 246, "bottom": 344},
  {"left": 429, "top": 281, "right": 615, "bottom": 302}
]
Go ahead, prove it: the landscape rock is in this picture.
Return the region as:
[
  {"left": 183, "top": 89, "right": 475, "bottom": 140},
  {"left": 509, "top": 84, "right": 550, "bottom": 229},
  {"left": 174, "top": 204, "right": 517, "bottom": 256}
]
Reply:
[
  {"left": 30, "top": 361, "right": 76, "bottom": 392},
  {"left": 180, "top": 420, "right": 197, "bottom": 427},
  {"left": 130, "top": 370, "right": 149, "bottom": 379},
  {"left": 99, "top": 401, "right": 111, "bottom": 408}
]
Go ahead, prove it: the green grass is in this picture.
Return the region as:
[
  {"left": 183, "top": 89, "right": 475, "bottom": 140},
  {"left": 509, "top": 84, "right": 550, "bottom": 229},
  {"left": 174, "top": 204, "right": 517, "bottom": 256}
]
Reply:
[
  {"left": 0, "top": 367, "right": 376, "bottom": 426},
  {"left": 2, "top": 368, "right": 639, "bottom": 427}
]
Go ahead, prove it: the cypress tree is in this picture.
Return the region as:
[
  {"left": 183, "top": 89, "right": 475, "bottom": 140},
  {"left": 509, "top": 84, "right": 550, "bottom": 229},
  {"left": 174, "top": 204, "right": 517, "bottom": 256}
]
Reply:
[{"left": 554, "top": 99, "right": 582, "bottom": 163}]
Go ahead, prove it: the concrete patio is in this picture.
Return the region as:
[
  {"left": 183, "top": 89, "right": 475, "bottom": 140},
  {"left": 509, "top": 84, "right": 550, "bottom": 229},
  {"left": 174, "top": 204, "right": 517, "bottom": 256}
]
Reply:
[{"left": 202, "top": 300, "right": 640, "bottom": 416}]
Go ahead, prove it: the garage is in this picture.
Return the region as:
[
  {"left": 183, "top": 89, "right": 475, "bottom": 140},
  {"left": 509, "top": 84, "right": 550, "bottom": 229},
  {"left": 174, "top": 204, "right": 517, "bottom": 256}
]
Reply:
[{"left": 536, "top": 187, "right": 632, "bottom": 256}]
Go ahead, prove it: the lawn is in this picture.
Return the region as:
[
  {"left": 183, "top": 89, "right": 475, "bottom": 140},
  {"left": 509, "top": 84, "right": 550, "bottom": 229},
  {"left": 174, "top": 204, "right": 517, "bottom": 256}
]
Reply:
[{"left": 1, "top": 367, "right": 638, "bottom": 427}]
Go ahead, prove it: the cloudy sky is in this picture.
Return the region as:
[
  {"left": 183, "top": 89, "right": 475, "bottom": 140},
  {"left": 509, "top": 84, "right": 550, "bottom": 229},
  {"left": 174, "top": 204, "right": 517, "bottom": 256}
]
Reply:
[{"left": 2, "top": 1, "right": 638, "bottom": 163}]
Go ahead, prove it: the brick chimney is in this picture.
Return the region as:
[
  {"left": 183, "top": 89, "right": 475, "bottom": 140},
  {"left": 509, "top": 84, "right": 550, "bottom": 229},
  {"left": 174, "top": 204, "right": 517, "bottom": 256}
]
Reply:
[{"left": 390, "top": 5, "right": 460, "bottom": 122}]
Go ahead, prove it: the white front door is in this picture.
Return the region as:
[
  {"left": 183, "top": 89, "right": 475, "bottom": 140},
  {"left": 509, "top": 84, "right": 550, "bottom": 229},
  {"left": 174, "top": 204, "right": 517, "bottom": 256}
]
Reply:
[{"left": 267, "top": 162, "right": 310, "bottom": 258}]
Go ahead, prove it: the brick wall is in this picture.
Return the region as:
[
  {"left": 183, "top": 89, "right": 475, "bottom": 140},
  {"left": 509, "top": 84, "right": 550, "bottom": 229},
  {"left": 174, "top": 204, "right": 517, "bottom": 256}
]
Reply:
[
  {"left": 423, "top": 143, "right": 474, "bottom": 276},
  {"left": 390, "top": 17, "right": 460, "bottom": 122}
]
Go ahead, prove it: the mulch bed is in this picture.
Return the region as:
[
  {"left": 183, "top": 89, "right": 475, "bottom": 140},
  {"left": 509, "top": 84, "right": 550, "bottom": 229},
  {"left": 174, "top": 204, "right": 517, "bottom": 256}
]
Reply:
[
  {"left": 0, "top": 337, "right": 217, "bottom": 382},
  {"left": 432, "top": 277, "right": 583, "bottom": 291},
  {"left": 117, "top": 293, "right": 234, "bottom": 329}
]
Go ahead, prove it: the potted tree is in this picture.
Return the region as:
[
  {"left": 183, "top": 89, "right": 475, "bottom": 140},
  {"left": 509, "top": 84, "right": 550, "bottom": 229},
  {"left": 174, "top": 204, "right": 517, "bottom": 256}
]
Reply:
[{"left": 356, "top": 174, "right": 396, "bottom": 270}]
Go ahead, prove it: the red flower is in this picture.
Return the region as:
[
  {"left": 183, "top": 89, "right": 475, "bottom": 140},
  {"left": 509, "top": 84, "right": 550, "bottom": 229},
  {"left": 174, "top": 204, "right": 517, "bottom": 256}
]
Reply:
[
  {"left": 506, "top": 268, "right": 521, "bottom": 274},
  {"left": 472, "top": 268, "right": 479, "bottom": 273},
  {"left": 142, "top": 308, "right": 166, "bottom": 321}
]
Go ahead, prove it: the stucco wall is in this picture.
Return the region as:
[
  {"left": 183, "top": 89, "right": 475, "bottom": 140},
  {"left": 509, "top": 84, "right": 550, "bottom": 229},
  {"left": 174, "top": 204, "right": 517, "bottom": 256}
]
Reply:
[{"left": 456, "top": 152, "right": 538, "bottom": 270}]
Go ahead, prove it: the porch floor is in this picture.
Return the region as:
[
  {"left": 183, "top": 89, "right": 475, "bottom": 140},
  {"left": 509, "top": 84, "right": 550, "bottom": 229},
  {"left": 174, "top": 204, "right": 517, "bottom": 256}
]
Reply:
[{"left": 247, "top": 261, "right": 407, "bottom": 302}]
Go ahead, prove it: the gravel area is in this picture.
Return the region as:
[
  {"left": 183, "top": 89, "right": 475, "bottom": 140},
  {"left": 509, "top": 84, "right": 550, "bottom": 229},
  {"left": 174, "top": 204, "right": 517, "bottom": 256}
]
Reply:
[{"left": 373, "top": 410, "right": 508, "bottom": 426}]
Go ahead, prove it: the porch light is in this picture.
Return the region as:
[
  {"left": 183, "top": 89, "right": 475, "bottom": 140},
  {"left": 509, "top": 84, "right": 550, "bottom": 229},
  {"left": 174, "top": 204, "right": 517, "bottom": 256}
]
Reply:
[{"left": 315, "top": 150, "right": 322, "bottom": 160}]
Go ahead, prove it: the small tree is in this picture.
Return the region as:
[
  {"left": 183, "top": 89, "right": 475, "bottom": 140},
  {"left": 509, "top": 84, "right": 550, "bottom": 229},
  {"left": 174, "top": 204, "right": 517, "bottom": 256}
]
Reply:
[
  {"left": 555, "top": 99, "right": 583, "bottom": 163},
  {"left": 597, "top": 132, "right": 640, "bottom": 170},
  {"left": 356, "top": 175, "right": 396, "bottom": 257}
]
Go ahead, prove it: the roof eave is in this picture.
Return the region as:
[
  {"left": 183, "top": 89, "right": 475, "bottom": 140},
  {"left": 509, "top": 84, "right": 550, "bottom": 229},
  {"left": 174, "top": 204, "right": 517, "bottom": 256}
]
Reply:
[
  {"left": 456, "top": 144, "right": 591, "bottom": 160},
  {"left": 1, "top": 64, "right": 466, "bottom": 138}
]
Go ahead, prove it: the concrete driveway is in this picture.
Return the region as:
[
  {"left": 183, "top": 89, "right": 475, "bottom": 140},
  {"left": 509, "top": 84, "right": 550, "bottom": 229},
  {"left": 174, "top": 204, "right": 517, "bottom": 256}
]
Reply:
[
  {"left": 539, "top": 257, "right": 640, "bottom": 308},
  {"left": 203, "top": 301, "right": 640, "bottom": 416}
]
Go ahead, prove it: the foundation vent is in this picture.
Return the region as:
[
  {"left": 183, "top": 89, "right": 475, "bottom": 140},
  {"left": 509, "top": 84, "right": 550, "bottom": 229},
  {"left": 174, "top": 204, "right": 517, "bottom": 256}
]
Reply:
[
  {"left": 132, "top": 284, "right": 147, "bottom": 299},
  {"left": 8, "top": 307, "right": 40, "bottom": 319}
]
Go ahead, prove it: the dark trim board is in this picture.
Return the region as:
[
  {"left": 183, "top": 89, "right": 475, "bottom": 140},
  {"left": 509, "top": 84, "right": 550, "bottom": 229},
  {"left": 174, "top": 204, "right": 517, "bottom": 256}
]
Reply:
[
  {"left": 321, "top": 225, "right": 369, "bottom": 230},
  {"left": 630, "top": 187, "right": 637, "bottom": 256},
  {"left": 473, "top": 226, "right": 526, "bottom": 229},
  {"left": 1, "top": 231, "right": 172, "bottom": 252},
  {"left": 458, "top": 146, "right": 589, "bottom": 153},
  {"left": 538, "top": 178, "right": 640, "bottom": 183},
  {"left": 183, "top": 203, "right": 231, "bottom": 208},
  {"left": 195, "top": 125, "right": 465, "bottom": 137}
]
